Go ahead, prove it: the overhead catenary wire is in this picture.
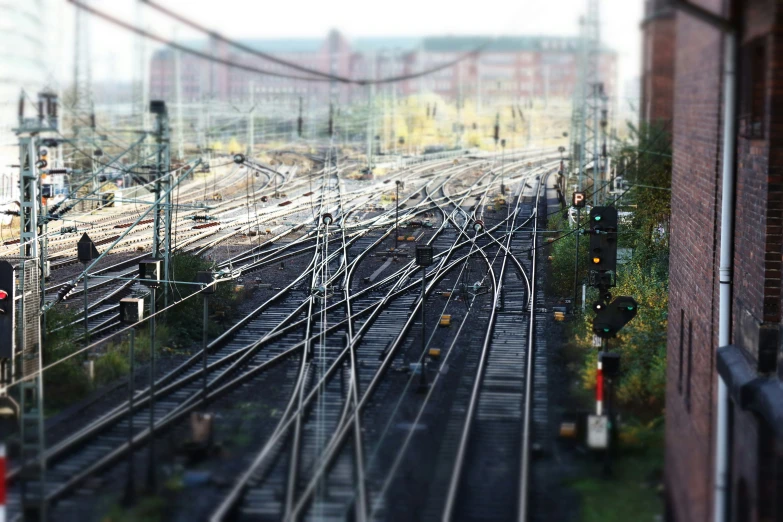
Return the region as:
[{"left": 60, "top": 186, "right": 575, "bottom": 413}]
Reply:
[{"left": 70, "top": 0, "right": 490, "bottom": 86}]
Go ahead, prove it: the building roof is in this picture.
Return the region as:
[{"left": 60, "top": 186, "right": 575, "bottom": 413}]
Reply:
[
  {"left": 421, "top": 35, "right": 614, "bottom": 54},
  {"left": 153, "top": 33, "right": 615, "bottom": 59}
]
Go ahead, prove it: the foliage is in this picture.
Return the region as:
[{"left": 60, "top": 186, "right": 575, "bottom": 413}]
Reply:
[
  {"left": 103, "top": 495, "right": 168, "bottom": 522},
  {"left": 615, "top": 121, "right": 672, "bottom": 257},
  {"left": 43, "top": 309, "right": 92, "bottom": 412},
  {"left": 162, "top": 253, "right": 236, "bottom": 347},
  {"left": 547, "top": 211, "right": 588, "bottom": 298},
  {"left": 547, "top": 120, "right": 671, "bottom": 419},
  {"left": 93, "top": 349, "right": 129, "bottom": 387},
  {"left": 572, "top": 422, "right": 664, "bottom": 522},
  {"left": 575, "top": 261, "right": 668, "bottom": 419}
]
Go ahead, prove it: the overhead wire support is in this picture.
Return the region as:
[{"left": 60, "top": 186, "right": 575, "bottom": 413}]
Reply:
[{"left": 41, "top": 159, "right": 202, "bottom": 314}]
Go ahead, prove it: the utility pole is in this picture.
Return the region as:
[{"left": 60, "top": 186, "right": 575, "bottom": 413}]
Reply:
[
  {"left": 147, "top": 285, "right": 157, "bottom": 493},
  {"left": 457, "top": 64, "right": 464, "bottom": 149},
  {"left": 197, "top": 272, "right": 215, "bottom": 402},
  {"left": 248, "top": 81, "right": 255, "bottom": 157},
  {"left": 392, "top": 80, "right": 398, "bottom": 155},
  {"left": 501, "top": 139, "right": 506, "bottom": 196},
  {"left": 174, "top": 34, "right": 184, "bottom": 162},
  {"left": 119, "top": 297, "right": 143, "bottom": 506},
  {"left": 592, "top": 83, "right": 601, "bottom": 206},
  {"left": 366, "top": 53, "right": 376, "bottom": 173},
  {"left": 150, "top": 102, "right": 171, "bottom": 308},
  {"left": 297, "top": 95, "right": 303, "bottom": 139},
  {"left": 395, "top": 180, "right": 401, "bottom": 250},
  {"left": 415, "top": 245, "right": 433, "bottom": 392},
  {"left": 15, "top": 92, "right": 58, "bottom": 521}
]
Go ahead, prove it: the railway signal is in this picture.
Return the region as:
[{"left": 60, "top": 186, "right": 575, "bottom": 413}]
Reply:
[
  {"left": 588, "top": 206, "right": 617, "bottom": 275},
  {"left": 0, "top": 262, "right": 14, "bottom": 358},
  {"left": 592, "top": 296, "right": 638, "bottom": 338}
]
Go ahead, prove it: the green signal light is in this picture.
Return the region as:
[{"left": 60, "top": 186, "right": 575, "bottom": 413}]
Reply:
[
  {"left": 594, "top": 215, "right": 602, "bottom": 221},
  {"left": 627, "top": 306, "right": 635, "bottom": 311},
  {"left": 603, "top": 327, "right": 610, "bottom": 333}
]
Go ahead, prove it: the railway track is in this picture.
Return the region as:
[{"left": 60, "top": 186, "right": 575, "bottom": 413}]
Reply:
[{"left": 5, "top": 150, "right": 560, "bottom": 521}]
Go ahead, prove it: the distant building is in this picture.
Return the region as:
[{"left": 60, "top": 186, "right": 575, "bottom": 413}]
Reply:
[
  {"left": 149, "top": 32, "right": 617, "bottom": 107},
  {"left": 660, "top": 1, "right": 783, "bottom": 521}
]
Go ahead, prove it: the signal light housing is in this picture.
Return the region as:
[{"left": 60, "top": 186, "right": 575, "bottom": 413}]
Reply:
[
  {"left": 0, "top": 261, "right": 14, "bottom": 356},
  {"left": 588, "top": 207, "right": 618, "bottom": 274},
  {"left": 592, "top": 296, "right": 638, "bottom": 339}
]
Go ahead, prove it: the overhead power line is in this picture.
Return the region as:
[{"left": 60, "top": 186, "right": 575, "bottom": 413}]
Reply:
[{"left": 70, "top": 0, "right": 490, "bottom": 85}]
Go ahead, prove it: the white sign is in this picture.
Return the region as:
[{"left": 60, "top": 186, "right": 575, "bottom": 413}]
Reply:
[{"left": 587, "top": 414, "right": 609, "bottom": 449}]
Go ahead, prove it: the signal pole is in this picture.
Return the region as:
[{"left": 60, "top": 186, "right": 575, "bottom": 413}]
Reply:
[
  {"left": 150, "top": 102, "right": 171, "bottom": 308},
  {"left": 248, "top": 81, "right": 255, "bottom": 156},
  {"left": 15, "top": 92, "right": 59, "bottom": 521}
]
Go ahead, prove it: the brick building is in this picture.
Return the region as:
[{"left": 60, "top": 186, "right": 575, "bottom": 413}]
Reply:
[
  {"left": 660, "top": 1, "right": 783, "bottom": 521},
  {"left": 149, "top": 32, "right": 617, "bottom": 107},
  {"left": 640, "top": 0, "right": 675, "bottom": 124}
]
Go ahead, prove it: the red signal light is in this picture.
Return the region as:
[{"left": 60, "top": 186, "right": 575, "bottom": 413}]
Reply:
[{"left": 0, "top": 290, "right": 7, "bottom": 300}]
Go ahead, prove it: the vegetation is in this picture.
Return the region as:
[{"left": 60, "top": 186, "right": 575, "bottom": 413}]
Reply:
[
  {"left": 546, "top": 122, "right": 670, "bottom": 520},
  {"left": 164, "top": 252, "right": 237, "bottom": 347},
  {"left": 548, "top": 121, "right": 671, "bottom": 420},
  {"left": 572, "top": 421, "right": 664, "bottom": 522},
  {"left": 102, "top": 495, "right": 168, "bottom": 522},
  {"left": 41, "top": 253, "right": 238, "bottom": 414}
]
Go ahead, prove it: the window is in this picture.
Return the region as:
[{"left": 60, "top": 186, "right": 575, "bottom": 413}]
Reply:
[
  {"left": 685, "top": 319, "right": 693, "bottom": 412},
  {"left": 740, "top": 37, "right": 767, "bottom": 139},
  {"left": 678, "top": 310, "right": 684, "bottom": 394}
]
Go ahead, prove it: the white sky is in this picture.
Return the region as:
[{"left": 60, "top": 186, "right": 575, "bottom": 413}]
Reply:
[{"left": 50, "top": 0, "right": 643, "bottom": 98}]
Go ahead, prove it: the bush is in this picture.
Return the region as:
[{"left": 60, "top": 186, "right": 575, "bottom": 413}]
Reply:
[
  {"left": 162, "top": 253, "right": 236, "bottom": 347},
  {"left": 547, "top": 121, "right": 671, "bottom": 420},
  {"left": 43, "top": 309, "right": 92, "bottom": 412}
]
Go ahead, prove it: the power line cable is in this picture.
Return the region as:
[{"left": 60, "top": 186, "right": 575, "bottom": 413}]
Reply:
[{"left": 71, "top": 0, "right": 490, "bottom": 86}]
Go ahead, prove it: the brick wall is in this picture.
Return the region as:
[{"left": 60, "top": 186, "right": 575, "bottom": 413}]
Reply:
[
  {"left": 641, "top": 12, "right": 675, "bottom": 124},
  {"left": 666, "top": 1, "right": 783, "bottom": 521},
  {"left": 666, "top": 4, "right": 725, "bottom": 522}
]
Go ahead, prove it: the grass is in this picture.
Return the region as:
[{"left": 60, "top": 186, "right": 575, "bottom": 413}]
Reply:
[
  {"left": 102, "top": 496, "right": 167, "bottom": 522},
  {"left": 572, "top": 423, "right": 664, "bottom": 522}
]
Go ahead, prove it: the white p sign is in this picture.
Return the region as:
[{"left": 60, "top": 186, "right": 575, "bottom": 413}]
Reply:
[{"left": 572, "top": 191, "right": 586, "bottom": 208}]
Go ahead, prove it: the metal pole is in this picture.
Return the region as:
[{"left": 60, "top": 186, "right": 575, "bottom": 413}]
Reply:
[
  {"left": 248, "top": 81, "right": 255, "bottom": 157},
  {"left": 147, "top": 286, "right": 157, "bottom": 492},
  {"left": 601, "top": 340, "right": 613, "bottom": 477},
  {"left": 419, "top": 266, "right": 427, "bottom": 390},
  {"left": 83, "top": 274, "right": 89, "bottom": 343},
  {"left": 202, "top": 293, "right": 209, "bottom": 402},
  {"left": 395, "top": 182, "right": 399, "bottom": 250},
  {"left": 593, "top": 84, "right": 600, "bottom": 206},
  {"left": 124, "top": 328, "right": 136, "bottom": 505},
  {"left": 573, "top": 209, "right": 581, "bottom": 312},
  {"left": 501, "top": 144, "right": 505, "bottom": 195}
]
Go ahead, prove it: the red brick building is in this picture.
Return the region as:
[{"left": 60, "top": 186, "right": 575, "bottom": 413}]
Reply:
[
  {"left": 149, "top": 32, "right": 617, "bottom": 106},
  {"left": 641, "top": 0, "right": 675, "bottom": 124},
  {"left": 662, "top": 1, "right": 783, "bottom": 521}
]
